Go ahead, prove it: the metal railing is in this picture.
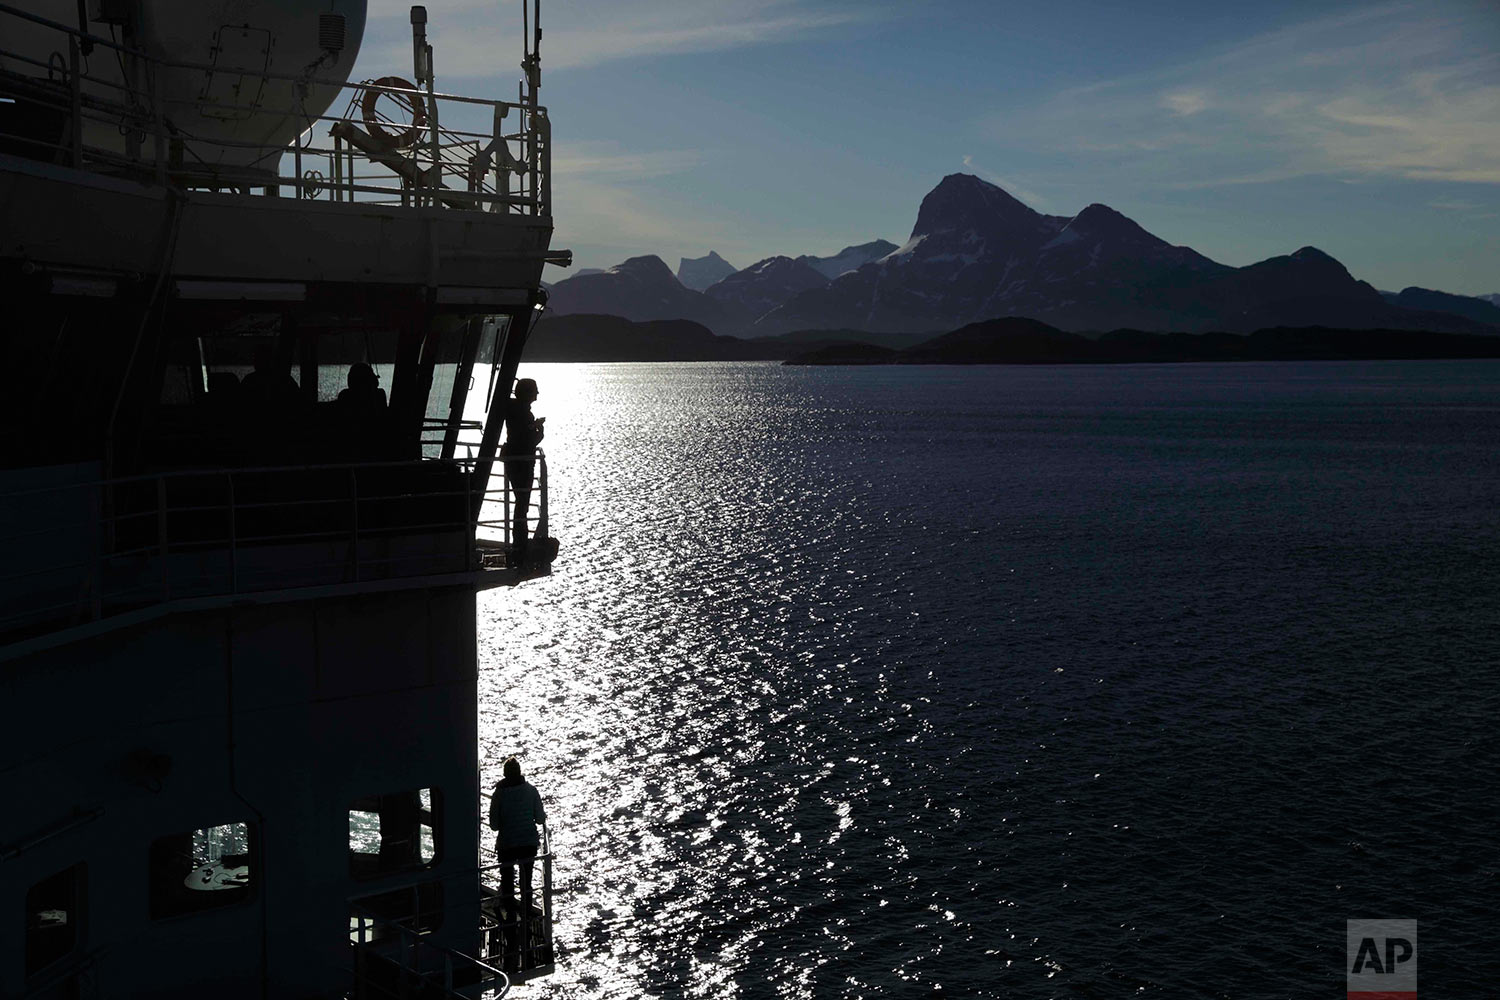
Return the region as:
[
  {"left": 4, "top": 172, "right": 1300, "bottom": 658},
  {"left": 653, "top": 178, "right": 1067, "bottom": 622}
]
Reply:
[
  {"left": 347, "top": 847, "right": 557, "bottom": 998},
  {"left": 0, "top": 452, "right": 549, "bottom": 640},
  {"left": 0, "top": 3, "right": 553, "bottom": 216},
  {"left": 477, "top": 802, "right": 556, "bottom": 978},
  {"left": 349, "top": 898, "right": 512, "bottom": 1000}
]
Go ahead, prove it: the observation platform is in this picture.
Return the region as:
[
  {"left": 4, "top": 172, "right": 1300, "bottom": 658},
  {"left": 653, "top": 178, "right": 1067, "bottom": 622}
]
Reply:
[{"left": 0, "top": 453, "right": 552, "bottom": 660}]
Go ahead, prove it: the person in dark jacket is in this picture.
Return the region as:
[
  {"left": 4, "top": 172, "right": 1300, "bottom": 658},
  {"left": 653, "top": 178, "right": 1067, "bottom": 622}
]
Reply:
[
  {"left": 501, "top": 378, "right": 544, "bottom": 565},
  {"left": 337, "top": 363, "right": 387, "bottom": 412},
  {"left": 336, "top": 363, "right": 389, "bottom": 459},
  {"left": 488, "top": 756, "right": 547, "bottom": 909}
]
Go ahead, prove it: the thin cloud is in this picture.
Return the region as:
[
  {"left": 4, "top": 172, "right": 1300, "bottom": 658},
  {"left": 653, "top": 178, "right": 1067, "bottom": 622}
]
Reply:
[
  {"left": 1162, "top": 91, "right": 1210, "bottom": 117},
  {"left": 960, "top": 155, "right": 1051, "bottom": 209},
  {"left": 988, "top": 1, "right": 1500, "bottom": 187},
  {"left": 551, "top": 142, "right": 705, "bottom": 180},
  {"left": 363, "top": 0, "right": 878, "bottom": 74}
]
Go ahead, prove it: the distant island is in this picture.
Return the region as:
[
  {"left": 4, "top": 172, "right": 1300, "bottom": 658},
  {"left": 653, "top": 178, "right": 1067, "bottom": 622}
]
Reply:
[
  {"left": 784, "top": 317, "right": 1500, "bottom": 365},
  {"left": 523, "top": 313, "right": 1500, "bottom": 366}
]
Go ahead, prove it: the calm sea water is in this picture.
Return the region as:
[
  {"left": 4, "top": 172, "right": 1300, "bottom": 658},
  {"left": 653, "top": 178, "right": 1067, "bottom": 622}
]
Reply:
[{"left": 477, "top": 360, "right": 1500, "bottom": 999}]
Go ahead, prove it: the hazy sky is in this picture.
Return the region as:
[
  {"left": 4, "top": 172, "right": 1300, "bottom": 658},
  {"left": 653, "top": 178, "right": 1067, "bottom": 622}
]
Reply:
[{"left": 356, "top": 1, "right": 1500, "bottom": 294}]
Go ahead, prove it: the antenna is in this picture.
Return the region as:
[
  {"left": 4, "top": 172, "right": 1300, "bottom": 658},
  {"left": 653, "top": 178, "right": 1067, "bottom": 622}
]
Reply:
[{"left": 522, "top": 0, "right": 541, "bottom": 108}]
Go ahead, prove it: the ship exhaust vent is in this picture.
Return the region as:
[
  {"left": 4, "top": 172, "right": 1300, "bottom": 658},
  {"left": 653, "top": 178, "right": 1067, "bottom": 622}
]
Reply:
[{"left": 319, "top": 13, "right": 346, "bottom": 52}]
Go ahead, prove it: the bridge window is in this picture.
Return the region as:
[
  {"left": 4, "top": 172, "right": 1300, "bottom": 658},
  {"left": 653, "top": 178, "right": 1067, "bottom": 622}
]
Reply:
[
  {"left": 349, "top": 788, "right": 440, "bottom": 878},
  {"left": 149, "top": 821, "right": 255, "bottom": 919},
  {"left": 25, "top": 863, "right": 85, "bottom": 977}
]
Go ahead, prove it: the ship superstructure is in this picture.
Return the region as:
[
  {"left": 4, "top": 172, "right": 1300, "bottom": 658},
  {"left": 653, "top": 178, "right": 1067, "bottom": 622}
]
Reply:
[{"left": 0, "top": 2, "right": 565, "bottom": 995}]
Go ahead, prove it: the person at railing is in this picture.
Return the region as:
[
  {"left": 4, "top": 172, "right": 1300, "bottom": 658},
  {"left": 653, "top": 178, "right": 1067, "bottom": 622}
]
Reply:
[
  {"left": 488, "top": 756, "right": 547, "bottom": 914},
  {"left": 239, "top": 344, "right": 300, "bottom": 408},
  {"left": 238, "top": 344, "right": 304, "bottom": 462},
  {"left": 336, "top": 363, "right": 391, "bottom": 460},
  {"left": 501, "top": 378, "right": 544, "bottom": 566}
]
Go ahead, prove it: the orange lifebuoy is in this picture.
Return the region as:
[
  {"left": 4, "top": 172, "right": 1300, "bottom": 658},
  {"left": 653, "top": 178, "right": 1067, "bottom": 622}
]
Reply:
[{"left": 361, "top": 76, "right": 428, "bottom": 148}]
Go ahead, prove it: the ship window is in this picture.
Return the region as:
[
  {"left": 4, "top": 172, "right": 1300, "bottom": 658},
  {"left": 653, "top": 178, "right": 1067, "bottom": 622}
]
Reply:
[
  {"left": 349, "top": 788, "right": 440, "bottom": 878},
  {"left": 149, "top": 821, "right": 255, "bottom": 919},
  {"left": 309, "top": 328, "right": 399, "bottom": 403},
  {"left": 25, "top": 863, "right": 85, "bottom": 977}
]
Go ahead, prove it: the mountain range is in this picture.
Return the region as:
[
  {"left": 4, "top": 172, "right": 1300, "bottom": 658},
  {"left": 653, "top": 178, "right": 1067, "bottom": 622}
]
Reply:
[
  {"left": 676, "top": 251, "right": 736, "bottom": 291},
  {"left": 546, "top": 174, "right": 1498, "bottom": 338},
  {"left": 796, "top": 240, "right": 898, "bottom": 280}
]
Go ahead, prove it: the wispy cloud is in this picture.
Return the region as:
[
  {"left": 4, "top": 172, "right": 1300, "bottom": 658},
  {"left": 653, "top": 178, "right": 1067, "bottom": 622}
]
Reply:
[
  {"left": 960, "top": 155, "right": 1051, "bottom": 209},
  {"left": 1161, "top": 91, "right": 1210, "bottom": 117},
  {"left": 365, "top": 0, "right": 877, "bottom": 73},
  {"left": 543, "top": 139, "right": 719, "bottom": 258},
  {"left": 551, "top": 142, "right": 705, "bottom": 180},
  {"left": 989, "top": 1, "right": 1500, "bottom": 187}
]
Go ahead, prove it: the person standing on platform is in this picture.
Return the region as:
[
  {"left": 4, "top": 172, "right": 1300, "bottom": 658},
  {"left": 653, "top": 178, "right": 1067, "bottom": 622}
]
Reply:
[
  {"left": 501, "top": 378, "right": 544, "bottom": 566},
  {"left": 488, "top": 756, "right": 547, "bottom": 911}
]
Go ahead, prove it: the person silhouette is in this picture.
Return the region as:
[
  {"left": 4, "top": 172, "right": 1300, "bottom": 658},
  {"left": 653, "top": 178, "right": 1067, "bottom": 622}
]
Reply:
[
  {"left": 237, "top": 344, "right": 301, "bottom": 461},
  {"left": 501, "top": 378, "right": 544, "bottom": 565},
  {"left": 488, "top": 757, "right": 547, "bottom": 911},
  {"left": 337, "top": 363, "right": 387, "bottom": 412},
  {"left": 336, "top": 363, "right": 389, "bottom": 460},
  {"left": 239, "top": 344, "right": 299, "bottom": 408}
]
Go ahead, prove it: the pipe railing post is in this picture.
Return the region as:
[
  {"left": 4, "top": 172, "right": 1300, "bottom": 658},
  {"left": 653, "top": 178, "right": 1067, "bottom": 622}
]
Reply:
[
  {"left": 542, "top": 850, "right": 553, "bottom": 952},
  {"left": 501, "top": 456, "right": 510, "bottom": 549},
  {"left": 83, "top": 482, "right": 102, "bottom": 622},
  {"left": 535, "top": 450, "right": 548, "bottom": 542},
  {"left": 150, "top": 67, "right": 165, "bottom": 185},
  {"left": 156, "top": 476, "right": 169, "bottom": 600},
  {"left": 226, "top": 473, "right": 238, "bottom": 594},
  {"left": 464, "top": 461, "right": 476, "bottom": 570},
  {"left": 349, "top": 468, "right": 360, "bottom": 582},
  {"left": 67, "top": 35, "right": 82, "bottom": 168}
]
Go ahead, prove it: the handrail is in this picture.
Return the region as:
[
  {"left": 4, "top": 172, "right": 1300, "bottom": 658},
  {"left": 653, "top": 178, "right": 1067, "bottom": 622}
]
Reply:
[
  {"left": 349, "top": 898, "right": 512, "bottom": 1000},
  {"left": 344, "top": 843, "right": 560, "bottom": 996},
  {"left": 0, "top": 2, "right": 554, "bottom": 216},
  {"left": 0, "top": 451, "right": 551, "bottom": 638},
  {"left": 0, "top": 807, "right": 105, "bottom": 862}
]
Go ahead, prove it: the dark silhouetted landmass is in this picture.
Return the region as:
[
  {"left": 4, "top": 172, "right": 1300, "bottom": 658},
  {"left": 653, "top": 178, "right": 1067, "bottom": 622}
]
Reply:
[
  {"left": 527, "top": 314, "right": 772, "bottom": 361},
  {"left": 1380, "top": 287, "right": 1500, "bottom": 327},
  {"left": 760, "top": 176, "right": 1495, "bottom": 336},
  {"left": 553, "top": 178, "right": 1496, "bottom": 339},
  {"left": 767, "top": 328, "right": 930, "bottom": 350},
  {"left": 525, "top": 314, "right": 927, "bottom": 361},
  {"left": 547, "top": 256, "right": 750, "bottom": 332},
  {"left": 785, "top": 316, "right": 1500, "bottom": 365}
]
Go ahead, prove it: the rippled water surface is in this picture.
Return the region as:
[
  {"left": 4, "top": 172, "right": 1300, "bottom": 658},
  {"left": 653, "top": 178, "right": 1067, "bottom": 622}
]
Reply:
[{"left": 477, "top": 361, "right": 1500, "bottom": 998}]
